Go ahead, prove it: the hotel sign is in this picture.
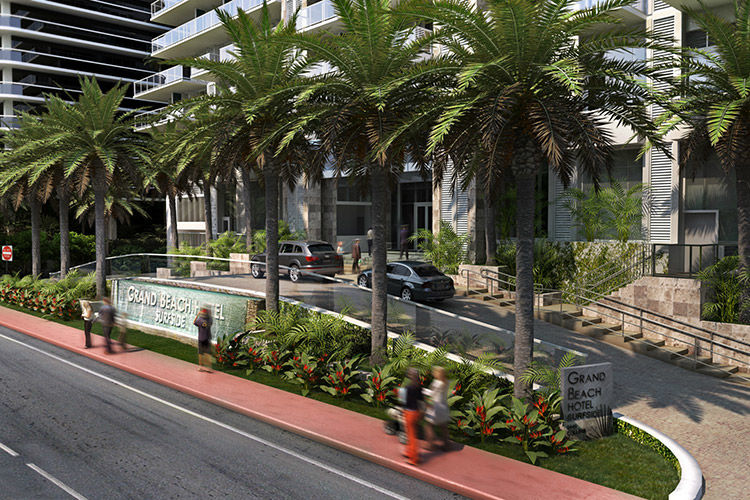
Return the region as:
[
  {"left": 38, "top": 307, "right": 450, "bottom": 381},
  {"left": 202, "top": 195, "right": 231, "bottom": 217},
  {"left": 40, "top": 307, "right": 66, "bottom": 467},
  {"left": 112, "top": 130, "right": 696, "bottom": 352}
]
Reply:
[
  {"left": 113, "top": 279, "right": 257, "bottom": 341},
  {"left": 561, "top": 362, "right": 613, "bottom": 423}
]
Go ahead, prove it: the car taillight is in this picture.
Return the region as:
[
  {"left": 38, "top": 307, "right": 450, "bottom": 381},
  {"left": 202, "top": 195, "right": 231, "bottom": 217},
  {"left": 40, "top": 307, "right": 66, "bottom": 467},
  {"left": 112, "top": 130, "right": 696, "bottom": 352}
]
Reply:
[{"left": 305, "top": 255, "right": 320, "bottom": 262}]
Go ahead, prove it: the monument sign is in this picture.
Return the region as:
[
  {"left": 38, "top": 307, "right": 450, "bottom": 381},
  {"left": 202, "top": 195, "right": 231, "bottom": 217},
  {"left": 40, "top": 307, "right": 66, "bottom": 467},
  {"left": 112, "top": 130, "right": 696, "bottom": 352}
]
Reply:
[{"left": 561, "top": 362, "right": 613, "bottom": 424}]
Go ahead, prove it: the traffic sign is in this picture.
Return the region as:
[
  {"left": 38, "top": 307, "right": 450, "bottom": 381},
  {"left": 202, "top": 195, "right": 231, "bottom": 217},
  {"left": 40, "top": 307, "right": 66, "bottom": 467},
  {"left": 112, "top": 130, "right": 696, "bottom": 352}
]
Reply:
[{"left": 1, "top": 245, "right": 12, "bottom": 262}]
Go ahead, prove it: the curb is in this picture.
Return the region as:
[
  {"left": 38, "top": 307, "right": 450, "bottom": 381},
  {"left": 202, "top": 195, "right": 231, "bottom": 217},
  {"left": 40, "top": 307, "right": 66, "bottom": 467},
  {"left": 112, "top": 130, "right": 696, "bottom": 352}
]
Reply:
[{"left": 613, "top": 412, "right": 704, "bottom": 500}]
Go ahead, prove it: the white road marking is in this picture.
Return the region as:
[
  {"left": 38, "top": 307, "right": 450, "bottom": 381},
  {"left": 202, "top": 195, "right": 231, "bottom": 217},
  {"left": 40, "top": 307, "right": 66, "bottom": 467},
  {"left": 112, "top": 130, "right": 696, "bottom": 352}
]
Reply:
[
  {"left": 26, "top": 463, "right": 88, "bottom": 500},
  {"left": 0, "top": 442, "right": 19, "bottom": 457},
  {"left": 0, "top": 332, "right": 409, "bottom": 500}
]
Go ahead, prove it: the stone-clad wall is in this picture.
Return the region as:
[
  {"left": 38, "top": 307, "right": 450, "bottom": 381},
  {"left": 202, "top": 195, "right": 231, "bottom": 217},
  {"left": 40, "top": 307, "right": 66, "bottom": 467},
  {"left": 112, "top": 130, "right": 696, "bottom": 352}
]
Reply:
[{"left": 582, "top": 276, "right": 750, "bottom": 370}]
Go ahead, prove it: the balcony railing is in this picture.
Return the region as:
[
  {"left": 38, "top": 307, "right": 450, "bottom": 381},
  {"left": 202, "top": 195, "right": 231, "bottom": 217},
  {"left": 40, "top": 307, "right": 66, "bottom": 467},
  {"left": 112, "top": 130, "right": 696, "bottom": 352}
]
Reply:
[
  {"left": 133, "top": 65, "right": 204, "bottom": 96},
  {"left": 151, "top": 0, "right": 185, "bottom": 16},
  {"left": 297, "top": 0, "right": 337, "bottom": 31},
  {"left": 578, "top": 0, "right": 648, "bottom": 14},
  {"left": 152, "top": 0, "right": 265, "bottom": 53}
]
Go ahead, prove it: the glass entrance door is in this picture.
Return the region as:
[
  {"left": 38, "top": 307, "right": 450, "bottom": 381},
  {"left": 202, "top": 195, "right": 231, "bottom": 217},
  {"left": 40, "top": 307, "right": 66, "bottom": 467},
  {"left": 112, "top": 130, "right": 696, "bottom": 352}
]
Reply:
[{"left": 413, "top": 203, "right": 432, "bottom": 249}]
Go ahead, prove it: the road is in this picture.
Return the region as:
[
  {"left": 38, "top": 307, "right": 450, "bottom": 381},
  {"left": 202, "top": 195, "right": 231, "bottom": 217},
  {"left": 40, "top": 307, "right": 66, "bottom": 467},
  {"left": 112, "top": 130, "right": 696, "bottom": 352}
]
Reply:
[{"left": 0, "top": 325, "right": 461, "bottom": 500}]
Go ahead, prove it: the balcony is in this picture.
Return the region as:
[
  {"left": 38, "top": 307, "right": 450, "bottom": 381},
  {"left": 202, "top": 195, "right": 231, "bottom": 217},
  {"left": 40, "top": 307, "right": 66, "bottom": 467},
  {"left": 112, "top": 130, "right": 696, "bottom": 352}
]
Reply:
[
  {"left": 151, "top": 0, "right": 281, "bottom": 59},
  {"left": 297, "top": 0, "right": 341, "bottom": 33},
  {"left": 133, "top": 65, "right": 207, "bottom": 101},
  {"left": 0, "top": 115, "right": 19, "bottom": 129},
  {"left": 192, "top": 44, "right": 237, "bottom": 80},
  {"left": 578, "top": 0, "right": 648, "bottom": 23},
  {"left": 151, "top": 1, "right": 225, "bottom": 26}
]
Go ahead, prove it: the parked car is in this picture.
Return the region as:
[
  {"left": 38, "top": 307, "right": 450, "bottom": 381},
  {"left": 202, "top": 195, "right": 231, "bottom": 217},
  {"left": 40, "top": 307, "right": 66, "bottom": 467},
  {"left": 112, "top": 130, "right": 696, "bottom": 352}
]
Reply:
[
  {"left": 250, "top": 240, "right": 344, "bottom": 282},
  {"left": 357, "top": 261, "right": 455, "bottom": 302}
]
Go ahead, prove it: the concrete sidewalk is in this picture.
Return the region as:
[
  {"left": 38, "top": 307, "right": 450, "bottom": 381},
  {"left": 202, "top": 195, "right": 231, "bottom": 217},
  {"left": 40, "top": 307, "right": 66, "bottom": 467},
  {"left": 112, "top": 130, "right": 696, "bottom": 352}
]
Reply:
[{"left": 0, "top": 305, "right": 635, "bottom": 500}]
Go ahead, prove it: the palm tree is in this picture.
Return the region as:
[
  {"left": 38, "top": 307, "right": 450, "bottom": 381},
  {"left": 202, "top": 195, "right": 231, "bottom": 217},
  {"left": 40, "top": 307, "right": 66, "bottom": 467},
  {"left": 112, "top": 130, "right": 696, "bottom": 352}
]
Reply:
[
  {"left": 170, "top": 7, "right": 321, "bottom": 313},
  {"left": 407, "top": 0, "right": 670, "bottom": 397},
  {"left": 41, "top": 77, "right": 149, "bottom": 297},
  {"left": 0, "top": 159, "right": 44, "bottom": 276},
  {"left": 672, "top": 0, "right": 750, "bottom": 320},
  {"left": 288, "top": 0, "right": 439, "bottom": 363}
]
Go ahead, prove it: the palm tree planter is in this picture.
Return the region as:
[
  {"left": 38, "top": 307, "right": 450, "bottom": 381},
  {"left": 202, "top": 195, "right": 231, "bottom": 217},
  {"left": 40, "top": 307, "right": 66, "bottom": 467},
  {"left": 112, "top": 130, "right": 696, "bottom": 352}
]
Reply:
[{"left": 406, "top": 0, "right": 672, "bottom": 397}]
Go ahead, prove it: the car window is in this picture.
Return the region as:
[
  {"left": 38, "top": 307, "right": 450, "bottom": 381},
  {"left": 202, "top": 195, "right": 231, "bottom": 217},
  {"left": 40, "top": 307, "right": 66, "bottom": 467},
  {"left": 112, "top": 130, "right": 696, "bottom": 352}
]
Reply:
[
  {"left": 386, "top": 264, "right": 395, "bottom": 274},
  {"left": 414, "top": 265, "right": 442, "bottom": 277},
  {"left": 308, "top": 243, "right": 335, "bottom": 253},
  {"left": 293, "top": 245, "right": 303, "bottom": 254},
  {"left": 392, "top": 264, "right": 411, "bottom": 277},
  {"left": 280, "top": 244, "right": 291, "bottom": 254}
]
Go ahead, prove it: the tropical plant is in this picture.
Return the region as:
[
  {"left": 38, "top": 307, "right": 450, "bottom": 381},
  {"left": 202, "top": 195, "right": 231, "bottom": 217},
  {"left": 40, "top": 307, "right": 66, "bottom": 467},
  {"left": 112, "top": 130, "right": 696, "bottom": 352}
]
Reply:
[
  {"left": 170, "top": 7, "right": 322, "bottom": 313},
  {"left": 496, "top": 240, "right": 576, "bottom": 290},
  {"left": 667, "top": 0, "right": 750, "bottom": 321},
  {"left": 410, "top": 220, "right": 469, "bottom": 274},
  {"left": 561, "top": 183, "right": 648, "bottom": 242},
  {"left": 251, "top": 220, "right": 306, "bottom": 253},
  {"left": 284, "top": 350, "right": 323, "bottom": 397},
  {"left": 518, "top": 351, "right": 581, "bottom": 413},
  {"left": 697, "top": 256, "right": 749, "bottom": 323},
  {"left": 459, "top": 387, "right": 507, "bottom": 443},
  {"left": 498, "top": 396, "right": 574, "bottom": 463},
  {"left": 288, "top": 0, "right": 441, "bottom": 363},
  {"left": 322, "top": 356, "right": 364, "bottom": 399},
  {"left": 361, "top": 362, "right": 401, "bottom": 407},
  {"left": 409, "top": 0, "right": 670, "bottom": 397}
]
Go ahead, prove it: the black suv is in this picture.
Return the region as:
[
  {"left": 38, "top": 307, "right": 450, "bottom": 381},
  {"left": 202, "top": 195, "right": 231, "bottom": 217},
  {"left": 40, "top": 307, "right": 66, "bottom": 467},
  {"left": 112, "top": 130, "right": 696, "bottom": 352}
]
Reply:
[{"left": 250, "top": 240, "right": 343, "bottom": 282}]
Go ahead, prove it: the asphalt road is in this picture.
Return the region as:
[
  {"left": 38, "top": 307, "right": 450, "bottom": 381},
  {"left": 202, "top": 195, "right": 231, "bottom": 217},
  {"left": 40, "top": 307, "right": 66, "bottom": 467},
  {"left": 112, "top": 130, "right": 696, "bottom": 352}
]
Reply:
[{"left": 0, "top": 325, "right": 462, "bottom": 500}]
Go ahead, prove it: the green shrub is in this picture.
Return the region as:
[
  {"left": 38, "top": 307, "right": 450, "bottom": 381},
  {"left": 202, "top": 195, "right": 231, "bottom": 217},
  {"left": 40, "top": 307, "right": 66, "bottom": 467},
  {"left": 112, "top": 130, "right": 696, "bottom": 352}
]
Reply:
[
  {"left": 496, "top": 240, "right": 575, "bottom": 290},
  {"left": 0, "top": 271, "right": 96, "bottom": 320},
  {"left": 168, "top": 244, "right": 207, "bottom": 276},
  {"left": 561, "top": 183, "right": 647, "bottom": 243},
  {"left": 410, "top": 220, "right": 469, "bottom": 275},
  {"left": 252, "top": 220, "right": 306, "bottom": 253},
  {"left": 614, "top": 419, "right": 680, "bottom": 473},
  {"left": 697, "top": 256, "right": 748, "bottom": 324}
]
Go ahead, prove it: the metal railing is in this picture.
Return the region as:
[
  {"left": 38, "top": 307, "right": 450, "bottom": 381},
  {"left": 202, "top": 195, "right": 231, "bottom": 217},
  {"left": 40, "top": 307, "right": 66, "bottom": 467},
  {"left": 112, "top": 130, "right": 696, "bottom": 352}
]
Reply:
[
  {"left": 467, "top": 266, "right": 750, "bottom": 381},
  {"left": 296, "top": 0, "right": 337, "bottom": 31},
  {"left": 651, "top": 243, "right": 723, "bottom": 278}
]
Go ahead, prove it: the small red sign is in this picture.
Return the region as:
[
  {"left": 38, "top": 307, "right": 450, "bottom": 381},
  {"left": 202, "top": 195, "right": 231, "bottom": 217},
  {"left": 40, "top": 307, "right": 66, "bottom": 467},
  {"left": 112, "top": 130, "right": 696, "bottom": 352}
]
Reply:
[{"left": 1, "top": 245, "right": 12, "bottom": 262}]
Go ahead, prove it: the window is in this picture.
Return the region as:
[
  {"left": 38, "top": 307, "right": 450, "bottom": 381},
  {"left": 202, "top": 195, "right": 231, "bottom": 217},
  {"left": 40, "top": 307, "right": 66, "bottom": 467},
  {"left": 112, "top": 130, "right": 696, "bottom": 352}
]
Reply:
[
  {"left": 414, "top": 265, "right": 441, "bottom": 277},
  {"left": 293, "top": 245, "right": 303, "bottom": 254},
  {"left": 308, "top": 243, "right": 334, "bottom": 253},
  {"left": 280, "top": 244, "right": 292, "bottom": 253},
  {"left": 392, "top": 264, "right": 411, "bottom": 277}
]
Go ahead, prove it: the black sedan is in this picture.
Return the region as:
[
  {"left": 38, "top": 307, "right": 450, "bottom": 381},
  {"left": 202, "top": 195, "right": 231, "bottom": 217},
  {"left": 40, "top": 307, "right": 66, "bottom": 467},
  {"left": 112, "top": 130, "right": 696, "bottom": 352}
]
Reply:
[{"left": 357, "top": 261, "right": 455, "bottom": 302}]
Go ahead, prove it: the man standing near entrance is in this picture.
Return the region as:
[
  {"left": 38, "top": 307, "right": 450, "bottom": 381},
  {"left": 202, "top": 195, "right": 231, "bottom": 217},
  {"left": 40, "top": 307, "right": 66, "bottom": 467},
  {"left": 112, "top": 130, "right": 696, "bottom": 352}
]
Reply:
[
  {"left": 351, "top": 239, "right": 362, "bottom": 274},
  {"left": 399, "top": 225, "right": 410, "bottom": 259},
  {"left": 366, "top": 227, "right": 373, "bottom": 257}
]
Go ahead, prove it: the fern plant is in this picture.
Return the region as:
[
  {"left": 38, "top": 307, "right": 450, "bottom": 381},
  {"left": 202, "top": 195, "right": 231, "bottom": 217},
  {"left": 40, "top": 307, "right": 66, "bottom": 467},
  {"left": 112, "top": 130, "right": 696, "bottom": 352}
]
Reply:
[{"left": 518, "top": 352, "right": 581, "bottom": 413}]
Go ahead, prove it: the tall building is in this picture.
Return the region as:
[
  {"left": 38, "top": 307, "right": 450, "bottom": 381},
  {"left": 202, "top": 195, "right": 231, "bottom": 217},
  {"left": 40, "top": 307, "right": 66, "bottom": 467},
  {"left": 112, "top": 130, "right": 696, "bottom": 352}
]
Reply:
[
  {"left": 0, "top": 0, "right": 167, "bottom": 131},
  {"left": 142, "top": 0, "right": 736, "bottom": 258}
]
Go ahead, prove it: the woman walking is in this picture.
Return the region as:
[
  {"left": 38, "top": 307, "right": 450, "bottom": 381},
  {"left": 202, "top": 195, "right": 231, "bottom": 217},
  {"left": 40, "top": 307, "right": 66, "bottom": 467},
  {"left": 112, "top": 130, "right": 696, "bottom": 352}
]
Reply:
[
  {"left": 194, "top": 307, "right": 213, "bottom": 372},
  {"left": 402, "top": 367, "right": 423, "bottom": 466},
  {"left": 80, "top": 300, "right": 94, "bottom": 348},
  {"left": 425, "top": 366, "right": 450, "bottom": 451}
]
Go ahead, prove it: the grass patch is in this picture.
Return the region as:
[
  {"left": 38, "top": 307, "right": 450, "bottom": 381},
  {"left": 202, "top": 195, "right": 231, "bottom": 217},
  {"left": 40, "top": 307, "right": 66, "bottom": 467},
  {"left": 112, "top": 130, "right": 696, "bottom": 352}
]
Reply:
[{"left": 3, "top": 303, "right": 680, "bottom": 499}]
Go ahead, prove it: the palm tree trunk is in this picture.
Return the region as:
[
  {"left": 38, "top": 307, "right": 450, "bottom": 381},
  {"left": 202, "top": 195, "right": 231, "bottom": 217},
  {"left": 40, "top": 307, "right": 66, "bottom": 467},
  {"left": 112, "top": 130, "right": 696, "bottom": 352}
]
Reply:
[
  {"left": 168, "top": 192, "right": 179, "bottom": 250},
  {"left": 264, "top": 161, "right": 280, "bottom": 313},
  {"left": 30, "top": 196, "right": 41, "bottom": 277},
  {"left": 240, "top": 167, "right": 254, "bottom": 251},
  {"left": 58, "top": 186, "right": 70, "bottom": 278},
  {"left": 513, "top": 155, "right": 537, "bottom": 400},
  {"left": 93, "top": 167, "right": 108, "bottom": 298},
  {"left": 736, "top": 164, "right": 750, "bottom": 323},
  {"left": 370, "top": 168, "right": 388, "bottom": 365},
  {"left": 203, "top": 179, "right": 213, "bottom": 254},
  {"left": 485, "top": 181, "right": 497, "bottom": 266}
]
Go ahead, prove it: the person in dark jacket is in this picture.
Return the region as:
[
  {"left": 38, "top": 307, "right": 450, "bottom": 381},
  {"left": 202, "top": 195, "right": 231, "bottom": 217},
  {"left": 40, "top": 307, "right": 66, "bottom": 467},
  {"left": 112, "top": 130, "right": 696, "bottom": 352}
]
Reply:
[
  {"left": 402, "top": 367, "right": 424, "bottom": 466},
  {"left": 96, "top": 297, "right": 116, "bottom": 354},
  {"left": 351, "top": 239, "right": 362, "bottom": 274},
  {"left": 399, "top": 225, "right": 410, "bottom": 259},
  {"left": 194, "top": 307, "right": 213, "bottom": 372}
]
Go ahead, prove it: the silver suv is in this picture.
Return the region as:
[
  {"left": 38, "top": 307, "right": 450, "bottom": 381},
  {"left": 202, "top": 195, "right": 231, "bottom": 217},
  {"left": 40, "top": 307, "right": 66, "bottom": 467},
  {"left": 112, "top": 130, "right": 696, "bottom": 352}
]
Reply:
[{"left": 250, "top": 240, "right": 344, "bottom": 282}]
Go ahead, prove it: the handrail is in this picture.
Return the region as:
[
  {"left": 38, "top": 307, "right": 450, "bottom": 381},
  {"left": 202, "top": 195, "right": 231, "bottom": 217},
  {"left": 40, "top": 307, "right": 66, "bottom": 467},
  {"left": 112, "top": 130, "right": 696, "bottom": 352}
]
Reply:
[
  {"left": 478, "top": 267, "right": 750, "bottom": 371},
  {"left": 583, "top": 247, "right": 652, "bottom": 293}
]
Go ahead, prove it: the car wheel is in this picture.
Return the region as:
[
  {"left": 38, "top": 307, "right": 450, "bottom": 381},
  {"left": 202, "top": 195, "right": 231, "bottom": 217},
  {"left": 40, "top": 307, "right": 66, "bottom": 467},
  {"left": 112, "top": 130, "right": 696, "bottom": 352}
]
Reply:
[
  {"left": 251, "top": 264, "right": 264, "bottom": 279},
  {"left": 400, "top": 287, "right": 413, "bottom": 301},
  {"left": 358, "top": 275, "right": 369, "bottom": 288},
  {"left": 289, "top": 265, "right": 300, "bottom": 283}
]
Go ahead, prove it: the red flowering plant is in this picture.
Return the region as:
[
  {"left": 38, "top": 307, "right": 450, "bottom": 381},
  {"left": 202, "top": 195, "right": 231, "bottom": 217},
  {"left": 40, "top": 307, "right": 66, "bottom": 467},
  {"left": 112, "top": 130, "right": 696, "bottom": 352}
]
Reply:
[
  {"left": 361, "top": 362, "right": 399, "bottom": 407},
  {"left": 459, "top": 387, "right": 508, "bottom": 443},
  {"left": 215, "top": 332, "right": 248, "bottom": 368},
  {"left": 237, "top": 341, "right": 266, "bottom": 375},
  {"left": 261, "top": 344, "right": 291, "bottom": 375},
  {"left": 284, "top": 350, "right": 322, "bottom": 397},
  {"left": 321, "top": 356, "right": 363, "bottom": 399}
]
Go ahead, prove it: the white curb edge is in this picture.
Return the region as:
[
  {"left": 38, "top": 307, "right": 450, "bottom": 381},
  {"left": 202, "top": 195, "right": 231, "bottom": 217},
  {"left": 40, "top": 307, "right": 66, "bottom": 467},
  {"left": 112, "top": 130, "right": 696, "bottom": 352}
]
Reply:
[{"left": 613, "top": 412, "right": 704, "bottom": 500}]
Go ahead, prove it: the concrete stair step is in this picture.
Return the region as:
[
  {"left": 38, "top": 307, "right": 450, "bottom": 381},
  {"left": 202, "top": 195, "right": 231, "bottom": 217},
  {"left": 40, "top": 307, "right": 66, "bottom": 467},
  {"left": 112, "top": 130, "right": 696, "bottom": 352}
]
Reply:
[
  {"left": 674, "top": 356, "right": 714, "bottom": 370},
  {"left": 696, "top": 365, "right": 736, "bottom": 379}
]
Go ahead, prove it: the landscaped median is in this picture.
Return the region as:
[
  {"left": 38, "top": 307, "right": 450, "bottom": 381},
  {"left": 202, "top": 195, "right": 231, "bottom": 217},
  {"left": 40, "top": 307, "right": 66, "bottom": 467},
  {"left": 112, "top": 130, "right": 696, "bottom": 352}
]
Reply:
[{"left": 0, "top": 296, "right": 695, "bottom": 500}]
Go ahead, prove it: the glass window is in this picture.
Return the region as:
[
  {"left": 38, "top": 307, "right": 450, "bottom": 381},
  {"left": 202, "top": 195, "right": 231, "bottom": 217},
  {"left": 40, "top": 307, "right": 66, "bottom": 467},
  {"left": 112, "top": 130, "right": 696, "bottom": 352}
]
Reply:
[
  {"left": 280, "top": 244, "right": 292, "bottom": 253},
  {"left": 336, "top": 205, "right": 370, "bottom": 235},
  {"left": 392, "top": 264, "right": 411, "bottom": 276},
  {"left": 414, "top": 265, "right": 442, "bottom": 277},
  {"left": 293, "top": 245, "right": 303, "bottom": 254},
  {"left": 684, "top": 155, "right": 736, "bottom": 242},
  {"left": 308, "top": 243, "right": 334, "bottom": 253}
]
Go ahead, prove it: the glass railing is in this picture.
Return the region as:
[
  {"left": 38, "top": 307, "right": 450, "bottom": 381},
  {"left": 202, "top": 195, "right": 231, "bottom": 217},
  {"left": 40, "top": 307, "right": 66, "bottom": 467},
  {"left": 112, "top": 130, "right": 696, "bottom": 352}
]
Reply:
[
  {"left": 133, "top": 65, "right": 201, "bottom": 96},
  {"left": 605, "top": 47, "right": 647, "bottom": 63},
  {"left": 0, "top": 115, "right": 19, "bottom": 128},
  {"left": 578, "top": 0, "right": 648, "bottom": 14},
  {"left": 152, "top": 0, "right": 265, "bottom": 53},
  {"left": 296, "top": 0, "right": 337, "bottom": 31}
]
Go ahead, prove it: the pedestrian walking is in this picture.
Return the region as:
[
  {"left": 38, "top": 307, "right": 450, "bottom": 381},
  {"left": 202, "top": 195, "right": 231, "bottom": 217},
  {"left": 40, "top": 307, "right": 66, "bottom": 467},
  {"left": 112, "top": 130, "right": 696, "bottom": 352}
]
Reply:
[
  {"left": 336, "top": 241, "right": 344, "bottom": 255},
  {"left": 425, "top": 366, "right": 450, "bottom": 451},
  {"left": 96, "top": 297, "right": 116, "bottom": 354},
  {"left": 80, "top": 300, "right": 94, "bottom": 348},
  {"left": 402, "top": 367, "right": 424, "bottom": 466},
  {"left": 194, "top": 307, "right": 213, "bottom": 372},
  {"left": 366, "top": 227, "right": 373, "bottom": 256},
  {"left": 399, "top": 225, "right": 410, "bottom": 259},
  {"left": 351, "top": 238, "right": 361, "bottom": 274}
]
